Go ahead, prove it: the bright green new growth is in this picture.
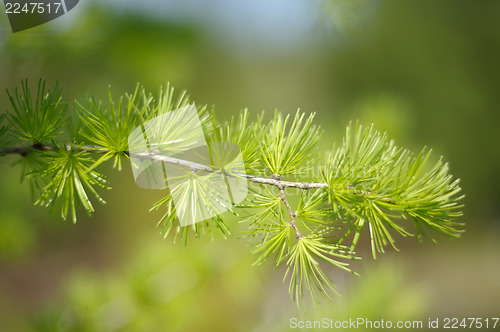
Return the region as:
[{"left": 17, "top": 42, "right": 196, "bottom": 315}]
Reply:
[
  {"left": 76, "top": 85, "right": 155, "bottom": 170},
  {"left": 320, "top": 125, "right": 463, "bottom": 257},
  {"left": 6, "top": 79, "right": 67, "bottom": 143},
  {"left": 258, "top": 111, "right": 321, "bottom": 176},
  {"left": 0, "top": 80, "right": 464, "bottom": 304},
  {"left": 35, "top": 145, "right": 110, "bottom": 222}
]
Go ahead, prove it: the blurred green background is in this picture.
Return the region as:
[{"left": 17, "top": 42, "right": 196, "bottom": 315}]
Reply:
[{"left": 0, "top": 0, "right": 499, "bottom": 331}]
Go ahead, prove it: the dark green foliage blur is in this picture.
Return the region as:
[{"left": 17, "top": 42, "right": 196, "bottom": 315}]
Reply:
[{"left": 0, "top": 1, "right": 499, "bottom": 331}]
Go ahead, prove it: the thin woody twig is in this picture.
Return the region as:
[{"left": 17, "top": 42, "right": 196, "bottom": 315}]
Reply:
[
  {"left": 273, "top": 174, "right": 303, "bottom": 240},
  {"left": 1, "top": 143, "right": 399, "bottom": 240},
  {"left": 0, "top": 144, "right": 395, "bottom": 204},
  {"left": 0, "top": 144, "right": 329, "bottom": 189}
]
